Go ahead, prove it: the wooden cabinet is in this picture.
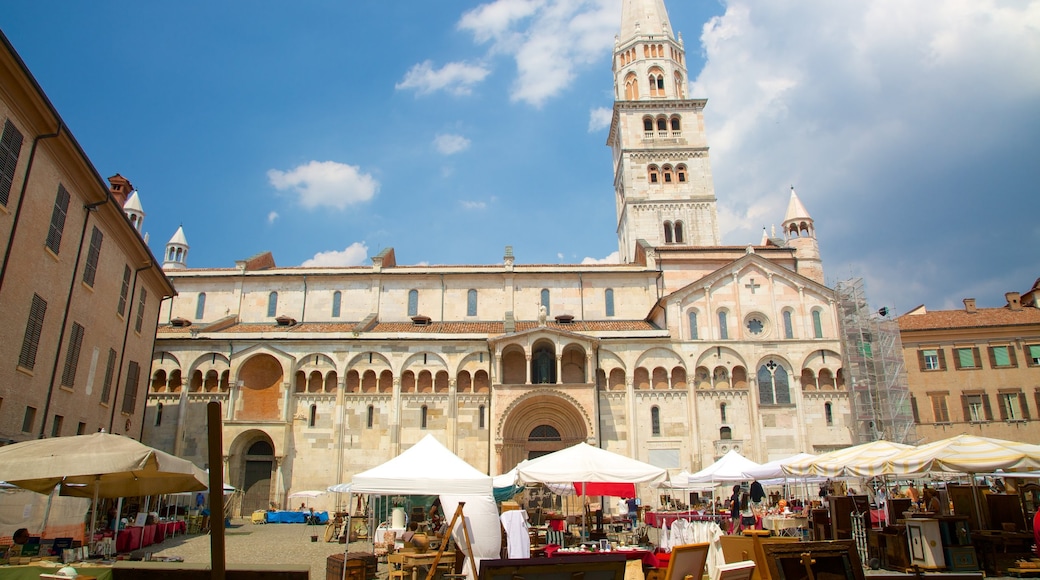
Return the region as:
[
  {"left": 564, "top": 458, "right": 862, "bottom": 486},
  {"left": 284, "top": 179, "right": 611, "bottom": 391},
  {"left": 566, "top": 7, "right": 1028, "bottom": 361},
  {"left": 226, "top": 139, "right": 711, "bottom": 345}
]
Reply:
[
  {"left": 829, "top": 495, "right": 869, "bottom": 540},
  {"left": 905, "top": 518, "right": 944, "bottom": 569}
]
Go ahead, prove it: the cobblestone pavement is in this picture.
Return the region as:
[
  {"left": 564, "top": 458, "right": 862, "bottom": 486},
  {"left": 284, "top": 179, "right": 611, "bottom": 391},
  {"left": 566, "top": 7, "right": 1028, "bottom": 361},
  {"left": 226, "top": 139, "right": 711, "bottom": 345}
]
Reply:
[{"left": 126, "top": 519, "right": 377, "bottom": 579}]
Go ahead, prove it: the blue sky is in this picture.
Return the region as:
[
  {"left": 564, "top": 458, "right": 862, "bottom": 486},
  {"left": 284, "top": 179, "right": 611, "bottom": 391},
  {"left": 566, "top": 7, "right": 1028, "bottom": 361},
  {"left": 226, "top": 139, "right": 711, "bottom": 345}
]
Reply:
[{"left": 3, "top": 1, "right": 1038, "bottom": 314}]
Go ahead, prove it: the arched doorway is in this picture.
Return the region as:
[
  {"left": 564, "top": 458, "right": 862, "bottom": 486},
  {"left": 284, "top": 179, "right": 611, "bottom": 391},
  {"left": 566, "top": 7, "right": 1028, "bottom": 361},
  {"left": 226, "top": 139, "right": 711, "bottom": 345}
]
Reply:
[
  {"left": 237, "top": 435, "right": 275, "bottom": 515},
  {"left": 499, "top": 392, "right": 587, "bottom": 472},
  {"left": 530, "top": 340, "right": 556, "bottom": 384}
]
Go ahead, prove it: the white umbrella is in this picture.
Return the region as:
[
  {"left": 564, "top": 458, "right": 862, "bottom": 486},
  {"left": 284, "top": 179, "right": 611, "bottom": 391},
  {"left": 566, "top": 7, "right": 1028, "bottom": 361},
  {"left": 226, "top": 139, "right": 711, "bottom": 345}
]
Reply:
[{"left": 288, "top": 489, "right": 328, "bottom": 499}]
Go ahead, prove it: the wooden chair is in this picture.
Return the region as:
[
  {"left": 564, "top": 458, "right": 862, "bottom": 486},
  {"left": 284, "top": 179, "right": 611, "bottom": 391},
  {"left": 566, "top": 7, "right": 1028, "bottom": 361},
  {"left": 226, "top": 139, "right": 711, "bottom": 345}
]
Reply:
[
  {"left": 387, "top": 553, "right": 411, "bottom": 580},
  {"left": 720, "top": 534, "right": 799, "bottom": 580}
]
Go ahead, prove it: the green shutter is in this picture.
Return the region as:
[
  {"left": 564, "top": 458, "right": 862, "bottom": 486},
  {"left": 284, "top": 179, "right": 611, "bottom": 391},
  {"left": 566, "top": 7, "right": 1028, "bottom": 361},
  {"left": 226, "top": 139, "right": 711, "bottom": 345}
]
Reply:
[
  {"left": 1029, "top": 345, "right": 1040, "bottom": 364},
  {"left": 958, "top": 348, "right": 975, "bottom": 368},
  {"left": 993, "top": 346, "right": 1010, "bottom": 367}
]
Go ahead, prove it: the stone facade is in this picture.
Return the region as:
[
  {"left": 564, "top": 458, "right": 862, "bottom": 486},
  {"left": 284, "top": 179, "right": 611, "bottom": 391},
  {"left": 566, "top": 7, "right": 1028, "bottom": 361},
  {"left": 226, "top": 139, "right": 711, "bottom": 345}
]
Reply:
[
  {"left": 140, "top": 0, "right": 855, "bottom": 515},
  {"left": 0, "top": 33, "right": 175, "bottom": 443}
]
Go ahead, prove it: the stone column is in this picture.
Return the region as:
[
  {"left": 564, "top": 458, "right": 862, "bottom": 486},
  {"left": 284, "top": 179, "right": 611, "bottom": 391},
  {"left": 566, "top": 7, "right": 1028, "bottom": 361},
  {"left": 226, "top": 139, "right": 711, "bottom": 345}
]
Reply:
[
  {"left": 525, "top": 354, "right": 532, "bottom": 384},
  {"left": 556, "top": 355, "right": 563, "bottom": 384}
]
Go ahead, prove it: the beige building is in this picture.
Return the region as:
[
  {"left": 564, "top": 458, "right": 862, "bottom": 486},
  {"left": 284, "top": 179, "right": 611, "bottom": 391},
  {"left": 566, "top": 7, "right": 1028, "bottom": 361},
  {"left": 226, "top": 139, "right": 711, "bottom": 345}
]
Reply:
[
  {"left": 142, "top": 0, "right": 854, "bottom": 515},
  {"left": 0, "top": 32, "right": 175, "bottom": 443},
  {"left": 898, "top": 280, "right": 1040, "bottom": 443}
]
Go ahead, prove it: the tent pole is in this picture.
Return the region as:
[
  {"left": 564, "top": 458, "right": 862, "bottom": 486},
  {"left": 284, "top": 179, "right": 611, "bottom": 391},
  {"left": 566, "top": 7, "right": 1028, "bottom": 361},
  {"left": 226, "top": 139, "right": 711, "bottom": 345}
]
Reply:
[
  {"left": 88, "top": 478, "right": 99, "bottom": 551},
  {"left": 39, "top": 484, "right": 57, "bottom": 539},
  {"left": 139, "top": 496, "right": 150, "bottom": 551},
  {"left": 342, "top": 491, "right": 353, "bottom": 580}
]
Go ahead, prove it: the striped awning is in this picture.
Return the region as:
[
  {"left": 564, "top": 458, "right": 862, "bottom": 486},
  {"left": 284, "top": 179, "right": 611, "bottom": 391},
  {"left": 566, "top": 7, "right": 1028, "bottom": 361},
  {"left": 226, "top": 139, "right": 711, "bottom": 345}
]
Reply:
[
  {"left": 782, "top": 440, "right": 914, "bottom": 478},
  {"left": 883, "top": 434, "right": 1040, "bottom": 475}
]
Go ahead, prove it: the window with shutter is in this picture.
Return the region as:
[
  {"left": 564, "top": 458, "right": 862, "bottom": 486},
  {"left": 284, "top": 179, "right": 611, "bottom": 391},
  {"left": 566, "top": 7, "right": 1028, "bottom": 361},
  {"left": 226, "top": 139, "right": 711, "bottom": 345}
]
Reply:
[
  {"left": 82, "top": 227, "right": 103, "bottom": 287},
  {"left": 118, "top": 265, "right": 131, "bottom": 316},
  {"left": 121, "top": 361, "right": 140, "bottom": 414},
  {"left": 100, "top": 348, "right": 116, "bottom": 403},
  {"left": 0, "top": 119, "right": 25, "bottom": 207},
  {"left": 45, "top": 185, "right": 70, "bottom": 254},
  {"left": 921, "top": 349, "right": 940, "bottom": 370},
  {"left": 1027, "top": 345, "right": 1040, "bottom": 367},
  {"left": 929, "top": 393, "right": 950, "bottom": 423},
  {"left": 990, "top": 346, "right": 1012, "bottom": 367},
  {"left": 956, "top": 348, "right": 977, "bottom": 369},
  {"left": 19, "top": 294, "right": 47, "bottom": 370},
  {"left": 60, "top": 322, "right": 85, "bottom": 388},
  {"left": 134, "top": 288, "right": 147, "bottom": 333}
]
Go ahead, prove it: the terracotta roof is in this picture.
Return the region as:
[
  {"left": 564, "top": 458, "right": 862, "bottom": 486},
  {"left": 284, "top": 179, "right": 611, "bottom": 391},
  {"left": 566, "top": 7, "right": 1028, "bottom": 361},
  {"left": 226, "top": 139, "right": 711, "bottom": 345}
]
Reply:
[
  {"left": 515, "top": 320, "right": 657, "bottom": 332},
  {"left": 897, "top": 306, "right": 1040, "bottom": 331},
  {"left": 157, "top": 319, "right": 658, "bottom": 335}
]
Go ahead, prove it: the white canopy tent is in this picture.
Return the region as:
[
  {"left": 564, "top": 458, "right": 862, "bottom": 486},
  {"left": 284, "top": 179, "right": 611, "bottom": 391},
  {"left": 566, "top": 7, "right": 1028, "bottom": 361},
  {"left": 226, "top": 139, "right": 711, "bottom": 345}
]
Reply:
[
  {"left": 742, "top": 453, "right": 816, "bottom": 481},
  {"left": 515, "top": 443, "right": 668, "bottom": 487},
  {"left": 686, "top": 450, "right": 761, "bottom": 484},
  {"left": 335, "top": 435, "right": 498, "bottom": 580}
]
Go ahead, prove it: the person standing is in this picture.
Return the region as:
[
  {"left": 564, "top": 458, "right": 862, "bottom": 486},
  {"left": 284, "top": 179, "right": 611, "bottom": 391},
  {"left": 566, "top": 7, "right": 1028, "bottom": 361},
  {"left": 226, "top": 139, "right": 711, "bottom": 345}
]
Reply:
[
  {"left": 729, "top": 485, "right": 741, "bottom": 534},
  {"left": 739, "top": 493, "right": 756, "bottom": 533}
]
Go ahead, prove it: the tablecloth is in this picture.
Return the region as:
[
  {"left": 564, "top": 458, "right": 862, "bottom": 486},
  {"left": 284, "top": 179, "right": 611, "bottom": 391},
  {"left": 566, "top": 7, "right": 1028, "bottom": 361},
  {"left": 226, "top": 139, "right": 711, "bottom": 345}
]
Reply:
[
  {"left": 266, "top": 510, "right": 329, "bottom": 524},
  {"left": 547, "top": 546, "right": 660, "bottom": 568}
]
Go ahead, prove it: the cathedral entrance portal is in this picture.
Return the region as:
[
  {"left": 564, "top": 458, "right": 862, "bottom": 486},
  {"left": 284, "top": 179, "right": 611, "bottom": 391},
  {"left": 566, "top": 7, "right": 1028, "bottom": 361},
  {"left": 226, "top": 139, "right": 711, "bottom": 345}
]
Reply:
[
  {"left": 499, "top": 393, "right": 588, "bottom": 473},
  {"left": 234, "top": 434, "right": 275, "bottom": 516}
]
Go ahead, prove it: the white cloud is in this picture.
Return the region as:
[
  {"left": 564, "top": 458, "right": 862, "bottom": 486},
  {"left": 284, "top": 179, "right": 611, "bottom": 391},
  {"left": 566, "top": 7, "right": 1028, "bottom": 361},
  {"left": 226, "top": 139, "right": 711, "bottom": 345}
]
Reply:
[
  {"left": 460, "top": 200, "right": 487, "bottom": 210},
  {"left": 396, "top": 60, "right": 491, "bottom": 96},
  {"left": 267, "top": 161, "right": 378, "bottom": 210},
  {"left": 581, "top": 251, "right": 619, "bottom": 265},
  {"left": 557, "top": 252, "right": 565, "bottom": 260},
  {"left": 434, "top": 133, "right": 471, "bottom": 155},
  {"left": 691, "top": 0, "right": 1040, "bottom": 308},
  {"left": 588, "top": 107, "right": 612, "bottom": 132},
  {"left": 300, "top": 242, "right": 369, "bottom": 267},
  {"left": 267, "top": 211, "right": 279, "bottom": 224},
  {"left": 458, "top": 0, "right": 619, "bottom": 106}
]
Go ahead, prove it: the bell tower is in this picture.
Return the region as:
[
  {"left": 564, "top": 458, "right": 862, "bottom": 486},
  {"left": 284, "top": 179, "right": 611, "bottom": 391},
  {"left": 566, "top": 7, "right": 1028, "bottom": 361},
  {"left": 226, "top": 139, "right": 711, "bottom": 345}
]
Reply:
[{"left": 607, "top": 0, "right": 720, "bottom": 262}]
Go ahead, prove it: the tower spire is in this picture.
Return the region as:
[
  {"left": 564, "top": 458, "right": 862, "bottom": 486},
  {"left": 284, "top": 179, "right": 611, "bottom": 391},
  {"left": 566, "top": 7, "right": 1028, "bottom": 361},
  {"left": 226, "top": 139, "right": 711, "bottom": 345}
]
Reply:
[{"left": 619, "top": 0, "right": 675, "bottom": 44}]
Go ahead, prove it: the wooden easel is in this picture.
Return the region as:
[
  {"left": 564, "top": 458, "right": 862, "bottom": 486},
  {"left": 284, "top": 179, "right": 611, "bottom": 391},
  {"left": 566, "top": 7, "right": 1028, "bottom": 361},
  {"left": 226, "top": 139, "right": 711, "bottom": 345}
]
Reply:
[{"left": 425, "top": 501, "right": 478, "bottom": 580}]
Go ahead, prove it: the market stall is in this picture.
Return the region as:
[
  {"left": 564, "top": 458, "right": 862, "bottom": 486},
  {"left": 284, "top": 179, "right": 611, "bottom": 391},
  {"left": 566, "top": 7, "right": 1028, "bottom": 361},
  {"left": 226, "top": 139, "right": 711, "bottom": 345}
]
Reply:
[{"left": 332, "top": 434, "right": 499, "bottom": 580}]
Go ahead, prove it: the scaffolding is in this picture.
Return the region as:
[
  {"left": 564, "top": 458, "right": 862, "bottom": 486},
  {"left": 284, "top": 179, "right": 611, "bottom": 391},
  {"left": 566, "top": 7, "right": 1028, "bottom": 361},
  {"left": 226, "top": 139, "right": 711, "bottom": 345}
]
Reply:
[{"left": 835, "top": 278, "right": 918, "bottom": 445}]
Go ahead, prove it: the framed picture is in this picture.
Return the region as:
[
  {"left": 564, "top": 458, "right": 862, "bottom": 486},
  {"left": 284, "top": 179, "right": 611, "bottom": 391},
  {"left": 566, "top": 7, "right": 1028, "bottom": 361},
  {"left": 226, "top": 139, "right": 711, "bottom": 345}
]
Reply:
[
  {"left": 600, "top": 539, "right": 611, "bottom": 552},
  {"left": 665, "top": 542, "right": 711, "bottom": 580},
  {"left": 762, "top": 540, "right": 864, "bottom": 580},
  {"left": 714, "top": 560, "right": 757, "bottom": 580}
]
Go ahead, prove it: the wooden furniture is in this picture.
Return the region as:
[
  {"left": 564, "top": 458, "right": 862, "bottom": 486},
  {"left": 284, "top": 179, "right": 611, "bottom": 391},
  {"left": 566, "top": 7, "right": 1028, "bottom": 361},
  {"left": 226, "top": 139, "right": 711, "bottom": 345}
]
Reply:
[
  {"left": 761, "top": 540, "right": 864, "bottom": 580},
  {"left": 719, "top": 534, "right": 799, "bottom": 580},
  {"left": 829, "top": 495, "right": 869, "bottom": 540},
  {"left": 808, "top": 508, "right": 830, "bottom": 540},
  {"left": 479, "top": 554, "right": 627, "bottom": 580},
  {"left": 327, "top": 552, "right": 378, "bottom": 580},
  {"left": 1018, "top": 482, "right": 1040, "bottom": 521},
  {"left": 905, "top": 518, "right": 944, "bottom": 569},
  {"left": 875, "top": 525, "right": 911, "bottom": 571},
  {"left": 986, "top": 493, "right": 1026, "bottom": 531},
  {"left": 948, "top": 484, "right": 988, "bottom": 531}
]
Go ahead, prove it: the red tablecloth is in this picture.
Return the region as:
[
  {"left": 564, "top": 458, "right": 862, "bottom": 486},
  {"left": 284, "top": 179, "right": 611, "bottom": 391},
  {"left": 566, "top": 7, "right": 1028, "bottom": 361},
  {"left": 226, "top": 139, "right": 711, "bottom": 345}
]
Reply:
[
  {"left": 141, "top": 524, "right": 156, "bottom": 546},
  {"left": 116, "top": 526, "right": 142, "bottom": 552},
  {"left": 546, "top": 546, "right": 659, "bottom": 568}
]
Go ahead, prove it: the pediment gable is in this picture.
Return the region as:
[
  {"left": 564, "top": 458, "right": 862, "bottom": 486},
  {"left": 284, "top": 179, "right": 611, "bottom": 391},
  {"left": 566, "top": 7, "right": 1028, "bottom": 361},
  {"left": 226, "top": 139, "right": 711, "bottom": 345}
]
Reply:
[
  {"left": 488, "top": 325, "right": 600, "bottom": 349},
  {"left": 660, "top": 252, "right": 834, "bottom": 308}
]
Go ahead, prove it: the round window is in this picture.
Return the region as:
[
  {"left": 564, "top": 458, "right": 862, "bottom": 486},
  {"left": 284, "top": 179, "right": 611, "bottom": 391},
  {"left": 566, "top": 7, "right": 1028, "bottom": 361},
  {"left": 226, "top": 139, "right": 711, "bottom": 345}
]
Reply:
[{"left": 747, "top": 318, "right": 764, "bottom": 335}]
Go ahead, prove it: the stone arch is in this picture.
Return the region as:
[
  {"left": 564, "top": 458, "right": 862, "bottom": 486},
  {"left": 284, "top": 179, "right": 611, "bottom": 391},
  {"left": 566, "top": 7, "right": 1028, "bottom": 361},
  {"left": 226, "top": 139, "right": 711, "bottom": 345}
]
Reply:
[
  {"left": 608, "top": 368, "right": 627, "bottom": 391},
  {"left": 530, "top": 339, "right": 557, "bottom": 384},
  {"left": 671, "top": 366, "right": 687, "bottom": 389},
  {"left": 501, "top": 345, "right": 527, "bottom": 385},
  {"left": 695, "top": 366, "right": 711, "bottom": 390},
  {"left": 457, "top": 370, "right": 472, "bottom": 393},
  {"left": 634, "top": 367, "right": 651, "bottom": 390},
  {"left": 229, "top": 429, "right": 276, "bottom": 517},
  {"left": 498, "top": 389, "right": 590, "bottom": 473},
  {"left": 401, "top": 370, "right": 416, "bottom": 393},
  {"left": 188, "top": 352, "right": 230, "bottom": 390},
  {"left": 434, "top": 371, "right": 449, "bottom": 393},
  {"left": 635, "top": 347, "right": 684, "bottom": 373},
  {"left": 732, "top": 366, "right": 748, "bottom": 389},
  {"left": 819, "top": 368, "right": 835, "bottom": 390},
  {"left": 236, "top": 353, "right": 285, "bottom": 421},
  {"left": 151, "top": 369, "right": 168, "bottom": 392},
  {"left": 801, "top": 368, "right": 817, "bottom": 391},
  {"left": 652, "top": 367, "right": 669, "bottom": 390},
  {"left": 417, "top": 370, "right": 433, "bottom": 393},
  {"left": 560, "top": 343, "right": 587, "bottom": 383},
  {"left": 473, "top": 370, "right": 490, "bottom": 393}
]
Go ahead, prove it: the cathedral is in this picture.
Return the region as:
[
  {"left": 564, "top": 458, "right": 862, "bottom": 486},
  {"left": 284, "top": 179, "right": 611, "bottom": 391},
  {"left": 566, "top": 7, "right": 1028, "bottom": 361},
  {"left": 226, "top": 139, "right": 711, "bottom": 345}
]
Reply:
[{"left": 141, "top": 0, "right": 852, "bottom": 515}]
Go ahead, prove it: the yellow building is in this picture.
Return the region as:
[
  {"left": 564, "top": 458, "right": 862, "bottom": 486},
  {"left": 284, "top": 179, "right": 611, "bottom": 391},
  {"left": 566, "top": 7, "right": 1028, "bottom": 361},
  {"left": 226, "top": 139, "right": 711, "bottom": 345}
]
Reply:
[
  {"left": 0, "top": 31, "right": 175, "bottom": 443},
  {"left": 898, "top": 281, "right": 1040, "bottom": 443}
]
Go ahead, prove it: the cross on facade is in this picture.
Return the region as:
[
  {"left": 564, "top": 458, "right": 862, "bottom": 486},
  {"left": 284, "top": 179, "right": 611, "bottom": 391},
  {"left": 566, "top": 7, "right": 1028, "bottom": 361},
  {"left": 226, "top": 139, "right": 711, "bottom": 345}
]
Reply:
[{"left": 745, "top": 278, "right": 761, "bottom": 294}]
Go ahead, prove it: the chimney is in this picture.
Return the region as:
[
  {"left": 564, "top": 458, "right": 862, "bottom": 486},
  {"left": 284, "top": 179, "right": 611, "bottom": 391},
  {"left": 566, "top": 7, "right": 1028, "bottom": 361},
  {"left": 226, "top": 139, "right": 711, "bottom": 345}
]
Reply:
[
  {"left": 1005, "top": 292, "right": 1022, "bottom": 311},
  {"left": 963, "top": 298, "right": 976, "bottom": 313},
  {"left": 107, "top": 174, "right": 133, "bottom": 206}
]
